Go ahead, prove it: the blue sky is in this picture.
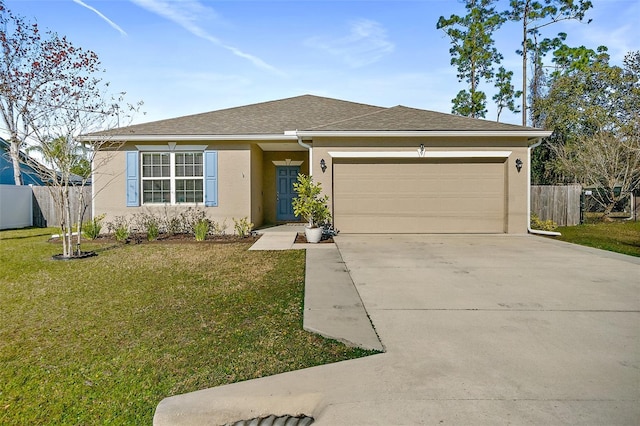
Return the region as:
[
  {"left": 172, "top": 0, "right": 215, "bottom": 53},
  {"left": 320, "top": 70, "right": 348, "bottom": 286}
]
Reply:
[{"left": 7, "top": 0, "right": 640, "bottom": 126}]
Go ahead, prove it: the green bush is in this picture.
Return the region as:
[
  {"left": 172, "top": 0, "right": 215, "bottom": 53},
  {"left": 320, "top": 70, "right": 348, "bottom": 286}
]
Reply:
[
  {"left": 82, "top": 214, "right": 105, "bottom": 240},
  {"left": 146, "top": 220, "right": 159, "bottom": 241},
  {"left": 530, "top": 213, "right": 558, "bottom": 231},
  {"left": 194, "top": 219, "right": 210, "bottom": 241},
  {"left": 106, "top": 216, "right": 130, "bottom": 242},
  {"left": 233, "top": 217, "right": 253, "bottom": 238}
]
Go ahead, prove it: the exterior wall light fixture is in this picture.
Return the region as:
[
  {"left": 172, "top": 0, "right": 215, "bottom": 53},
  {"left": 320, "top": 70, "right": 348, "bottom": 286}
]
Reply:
[
  {"left": 515, "top": 158, "right": 523, "bottom": 173},
  {"left": 320, "top": 158, "right": 327, "bottom": 173}
]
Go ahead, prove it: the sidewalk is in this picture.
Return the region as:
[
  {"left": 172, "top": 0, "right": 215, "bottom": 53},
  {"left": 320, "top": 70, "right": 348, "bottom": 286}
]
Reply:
[{"left": 248, "top": 224, "right": 303, "bottom": 251}]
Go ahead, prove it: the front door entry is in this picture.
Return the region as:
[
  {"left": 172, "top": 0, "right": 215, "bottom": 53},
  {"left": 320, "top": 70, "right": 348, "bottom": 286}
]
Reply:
[{"left": 276, "top": 166, "right": 300, "bottom": 221}]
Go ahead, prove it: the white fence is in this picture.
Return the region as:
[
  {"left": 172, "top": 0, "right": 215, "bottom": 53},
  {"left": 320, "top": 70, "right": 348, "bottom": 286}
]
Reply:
[
  {"left": 0, "top": 185, "right": 92, "bottom": 230},
  {"left": 0, "top": 185, "right": 33, "bottom": 230}
]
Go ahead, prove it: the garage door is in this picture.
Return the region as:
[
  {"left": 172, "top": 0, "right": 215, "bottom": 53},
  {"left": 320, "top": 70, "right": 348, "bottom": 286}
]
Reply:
[{"left": 333, "top": 159, "right": 506, "bottom": 233}]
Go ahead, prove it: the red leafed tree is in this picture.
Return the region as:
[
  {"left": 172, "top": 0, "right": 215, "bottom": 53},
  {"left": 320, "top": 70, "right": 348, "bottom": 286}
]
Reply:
[
  {"left": 1, "top": 2, "right": 142, "bottom": 258},
  {"left": 0, "top": 1, "right": 101, "bottom": 185}
]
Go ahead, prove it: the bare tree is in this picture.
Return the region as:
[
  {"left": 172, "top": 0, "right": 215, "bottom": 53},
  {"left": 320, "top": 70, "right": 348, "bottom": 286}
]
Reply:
[
  {"left": 554, "top": 131, "right": 640, "bottom": 216},
  {"left": 29, "top": 91, "right": 141, "bottom": 258}
]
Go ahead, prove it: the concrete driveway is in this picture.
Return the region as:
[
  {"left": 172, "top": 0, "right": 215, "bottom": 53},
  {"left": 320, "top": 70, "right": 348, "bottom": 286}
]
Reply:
[{"left": 155, "top": 235, "right": 640, "bottom": 425}]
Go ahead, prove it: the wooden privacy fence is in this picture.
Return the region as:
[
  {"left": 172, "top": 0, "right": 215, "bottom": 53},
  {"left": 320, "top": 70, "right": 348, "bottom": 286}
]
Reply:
[
  {"left": 531, "top": 184, "right": 581, "bottom": 226},
  {"left": 32, "top": 186, "right": 92, "bottom": 228}
]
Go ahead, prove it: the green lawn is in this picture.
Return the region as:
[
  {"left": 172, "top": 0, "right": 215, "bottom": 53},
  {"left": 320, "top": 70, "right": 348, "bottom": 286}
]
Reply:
[
  {"left": 555, "top": 221, "right": 640, "bottom": 257},
  {"left": 0, "top": 228, "right": 374, "bottom": 425}
]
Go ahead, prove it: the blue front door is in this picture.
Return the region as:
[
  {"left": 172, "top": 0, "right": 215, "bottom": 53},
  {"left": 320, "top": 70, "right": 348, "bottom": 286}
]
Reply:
[{"left": 276, "top": 166, "right": 300, "bottom": 221}]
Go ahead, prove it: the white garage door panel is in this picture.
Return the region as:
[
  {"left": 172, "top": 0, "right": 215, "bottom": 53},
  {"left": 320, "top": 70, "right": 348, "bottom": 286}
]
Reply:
[{"left": 334, "top": 160, "right": 506, "bottom": 233}]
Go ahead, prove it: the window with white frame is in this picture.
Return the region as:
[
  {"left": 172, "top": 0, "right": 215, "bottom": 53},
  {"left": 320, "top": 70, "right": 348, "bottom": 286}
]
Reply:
[{"left": 141, "top": 152, "right": 203, "bottom": 204}]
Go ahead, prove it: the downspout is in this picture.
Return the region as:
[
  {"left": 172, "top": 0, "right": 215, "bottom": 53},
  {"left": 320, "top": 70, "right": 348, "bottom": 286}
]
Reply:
[
  {"left": 296, "top": 132, "right": 313, "bottom": 176},
  {"left": 528, "top": 138, "right": 561, "bottom": 236}
]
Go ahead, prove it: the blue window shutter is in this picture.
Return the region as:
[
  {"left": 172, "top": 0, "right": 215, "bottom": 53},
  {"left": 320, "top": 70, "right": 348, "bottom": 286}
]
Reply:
[
  {"left": 204, "top": 150, "right": 218, "bottom": 207},
  {"left": 126, "top": 151, "right": 139, "bottom": 207}
]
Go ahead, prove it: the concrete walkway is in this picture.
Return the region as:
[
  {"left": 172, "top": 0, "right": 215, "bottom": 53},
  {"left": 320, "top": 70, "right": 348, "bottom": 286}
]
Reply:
[
  {"left": 303, "top": 245, "right": 383, "bottom": 351},
  {"left": 249, "top": 224, "right": 382, "bottom": 351},
  {"left": 155, "top": 235, "right": 640, "bottom": 425},
  {"left": 248, "top": 224, "right": 304, "bottom": 251}
]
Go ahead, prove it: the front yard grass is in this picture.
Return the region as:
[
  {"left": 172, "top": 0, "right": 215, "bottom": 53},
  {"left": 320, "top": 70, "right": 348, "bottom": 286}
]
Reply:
[
  {"left": 555, "top": 221, "right": 640, "bottom": 257},
  {"left": 0, "top": 228, "right": 374, "bottom": 425}
]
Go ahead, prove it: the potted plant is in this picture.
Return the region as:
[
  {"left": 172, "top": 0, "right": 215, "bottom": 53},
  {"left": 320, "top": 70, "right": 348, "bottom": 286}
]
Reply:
[{"left": 292, "top": 173, "right": 331, "bottom": 243}]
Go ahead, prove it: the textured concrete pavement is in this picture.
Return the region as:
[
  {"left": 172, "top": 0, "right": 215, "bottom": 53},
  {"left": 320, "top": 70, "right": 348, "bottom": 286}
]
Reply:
[{"left": 154, "top": 235, "right": 640, "bottom": 425}]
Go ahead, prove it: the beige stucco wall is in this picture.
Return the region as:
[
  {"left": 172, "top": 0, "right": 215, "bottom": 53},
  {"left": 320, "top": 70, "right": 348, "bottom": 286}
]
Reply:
[
  {"left": 311, "top": 136, "right": 531, "bottom": 234},
  {"left": 92, "top": 142, "right": 253, "bottom": 233},
  {"left": 250, "top": 145, "right": 264, "bottom": 228}
]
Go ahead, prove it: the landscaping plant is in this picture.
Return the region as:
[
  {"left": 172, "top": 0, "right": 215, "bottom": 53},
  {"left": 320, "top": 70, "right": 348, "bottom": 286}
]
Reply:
[
  {"left": 291, "top": 174, "right": 331, "bottom": 228},
  {"left": 194, "top": 218, "right": 210, "bottom": 241},
  {"left": 233, "top": 217, "right": 254, "bottom": 237},
  {"left": 82, "top": 213, "right": 105, "bottom": 240}
]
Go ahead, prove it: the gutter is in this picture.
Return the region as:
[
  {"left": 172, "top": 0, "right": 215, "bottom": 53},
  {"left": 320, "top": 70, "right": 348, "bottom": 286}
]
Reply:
[
  {"left": 294, "top": 131, "right": 313, "bottom": 176},
  {"left": 527, "top": 138, "right": 561, "bottom": 236},
  {"left": 78, "top": 134, "right": 298, "bottom": 142},
  {"left": 293, "top": 130, "right": 552, "bottom": 138}
]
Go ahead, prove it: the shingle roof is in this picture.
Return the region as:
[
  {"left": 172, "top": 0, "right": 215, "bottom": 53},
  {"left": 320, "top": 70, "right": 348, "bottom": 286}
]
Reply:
[
  {"left": 105, "top": 95, "right": 385, "bottom": 136},
  {"left": 309, "top": 105, "right": 533, "bottom": 131},
  {"left": 91, "top": 94, "right": 541, "bottom": 137}
]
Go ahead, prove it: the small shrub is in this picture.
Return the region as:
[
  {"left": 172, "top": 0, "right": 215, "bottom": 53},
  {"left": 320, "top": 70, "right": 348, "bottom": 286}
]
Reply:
[
  {"left": 107, "top": 216, "right": 130, "bottom": 242},
  {"left": 210, "top": 219, "right": 228, "bottom": 236},
  {"left": 131, "top": 212, "right": 162, "bottom": 241},
  {"left": 194, "top": 219, "right": 210, "bottom": 241},
  {"left": 82, "top": 214, "right": 106, "bottom": 240},
  {"left": 530, "top": 213, "right": 558, "bottom": 231},
  {"left": 146, "top": 220, "right": 160, "bottom": 241},
  {"left": 179, "top": 207, "right": 208, "bottom": 236},
  {"left": 233, "top": 217, "right": 254, "bottom": 238},
  {"left": 165, "top": 216, "right": 182, "bottom": 236}
]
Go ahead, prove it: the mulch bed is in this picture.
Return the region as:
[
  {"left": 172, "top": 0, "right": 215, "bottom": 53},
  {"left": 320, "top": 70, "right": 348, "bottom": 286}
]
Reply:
[
  {"left": 294, "top": 232, "right": 334, "bottom": 244},
  {"left": 48, "top": 233, "right": 261, "bottom": 246}
]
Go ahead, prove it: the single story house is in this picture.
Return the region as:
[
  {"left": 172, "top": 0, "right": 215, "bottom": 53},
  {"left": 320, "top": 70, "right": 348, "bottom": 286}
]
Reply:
[{"left": 85, "top": 95, "right": 551, "bottom": 234}]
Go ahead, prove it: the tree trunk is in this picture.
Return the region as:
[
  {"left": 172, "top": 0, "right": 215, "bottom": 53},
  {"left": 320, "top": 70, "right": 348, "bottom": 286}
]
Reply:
[
  {"left": 8, "top": 139, "right": 23, "bottom": 185},
  {"left": 521, "top": 2, "right": 529, "bottom": 126},
  {"left": 76, "top": 186, "right": 88, "bottom": 254}
]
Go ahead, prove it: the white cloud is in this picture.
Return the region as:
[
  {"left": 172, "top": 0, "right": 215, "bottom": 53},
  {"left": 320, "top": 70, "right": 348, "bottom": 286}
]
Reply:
[
  {"left": 306, "top": 19, "right": 395, "bottom": 68},
  {"left": 72, "top": 0, "right": 127, "bottom": 36},
  {"left": 129, "top": 0, "right": 283, "bottom": 75}
]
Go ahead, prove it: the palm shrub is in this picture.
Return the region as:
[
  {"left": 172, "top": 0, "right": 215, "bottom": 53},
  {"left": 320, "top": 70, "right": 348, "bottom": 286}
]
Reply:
[
  {"left": 194, "top": 218, "right": 210, "bottom": 241},
  {"left": 233, "top": 217, "right": 254, "bottom": 237},
  {"left": 292, "top": 174, "right": 331, "bottom": 228},
  {"left": 106, "top": 216, "right": 130, "bottom": 242},
  {"left": 82, "top": 214, "right": 105, "bottom": 240}
]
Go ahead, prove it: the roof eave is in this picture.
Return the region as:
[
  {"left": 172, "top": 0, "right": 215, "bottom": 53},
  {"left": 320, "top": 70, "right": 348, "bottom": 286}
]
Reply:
[
  {"left": 78, "top": 134, "right": 299, "bottom": 142},
  {"left": 78, "top": 129, "right": 553, "bottom": 142},
  {"left": 291, "top": 130, "right": 553, "bottom": 138}
]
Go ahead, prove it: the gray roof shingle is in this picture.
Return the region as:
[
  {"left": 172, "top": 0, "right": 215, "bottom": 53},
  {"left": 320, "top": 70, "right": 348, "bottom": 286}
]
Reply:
[
  {"left": 92, "top": 95, "right": 541, "bottom": 137},
  {"left": 104, "top": 95, "right": 384, "bottom": 136},
  {"left": 309, "top": 105, "right": 535, "bottom": 131}
]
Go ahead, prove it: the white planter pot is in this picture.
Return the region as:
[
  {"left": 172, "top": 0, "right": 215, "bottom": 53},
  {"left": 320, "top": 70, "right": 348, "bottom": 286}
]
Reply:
[{"left": 305, "top": 226, "right": 322, "bottom": 243}]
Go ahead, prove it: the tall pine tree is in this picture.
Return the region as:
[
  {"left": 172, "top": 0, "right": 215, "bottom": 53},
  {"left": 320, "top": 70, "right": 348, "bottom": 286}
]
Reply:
[{"left": 437, "top": 0, "right": 504, "bottom": 119}]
